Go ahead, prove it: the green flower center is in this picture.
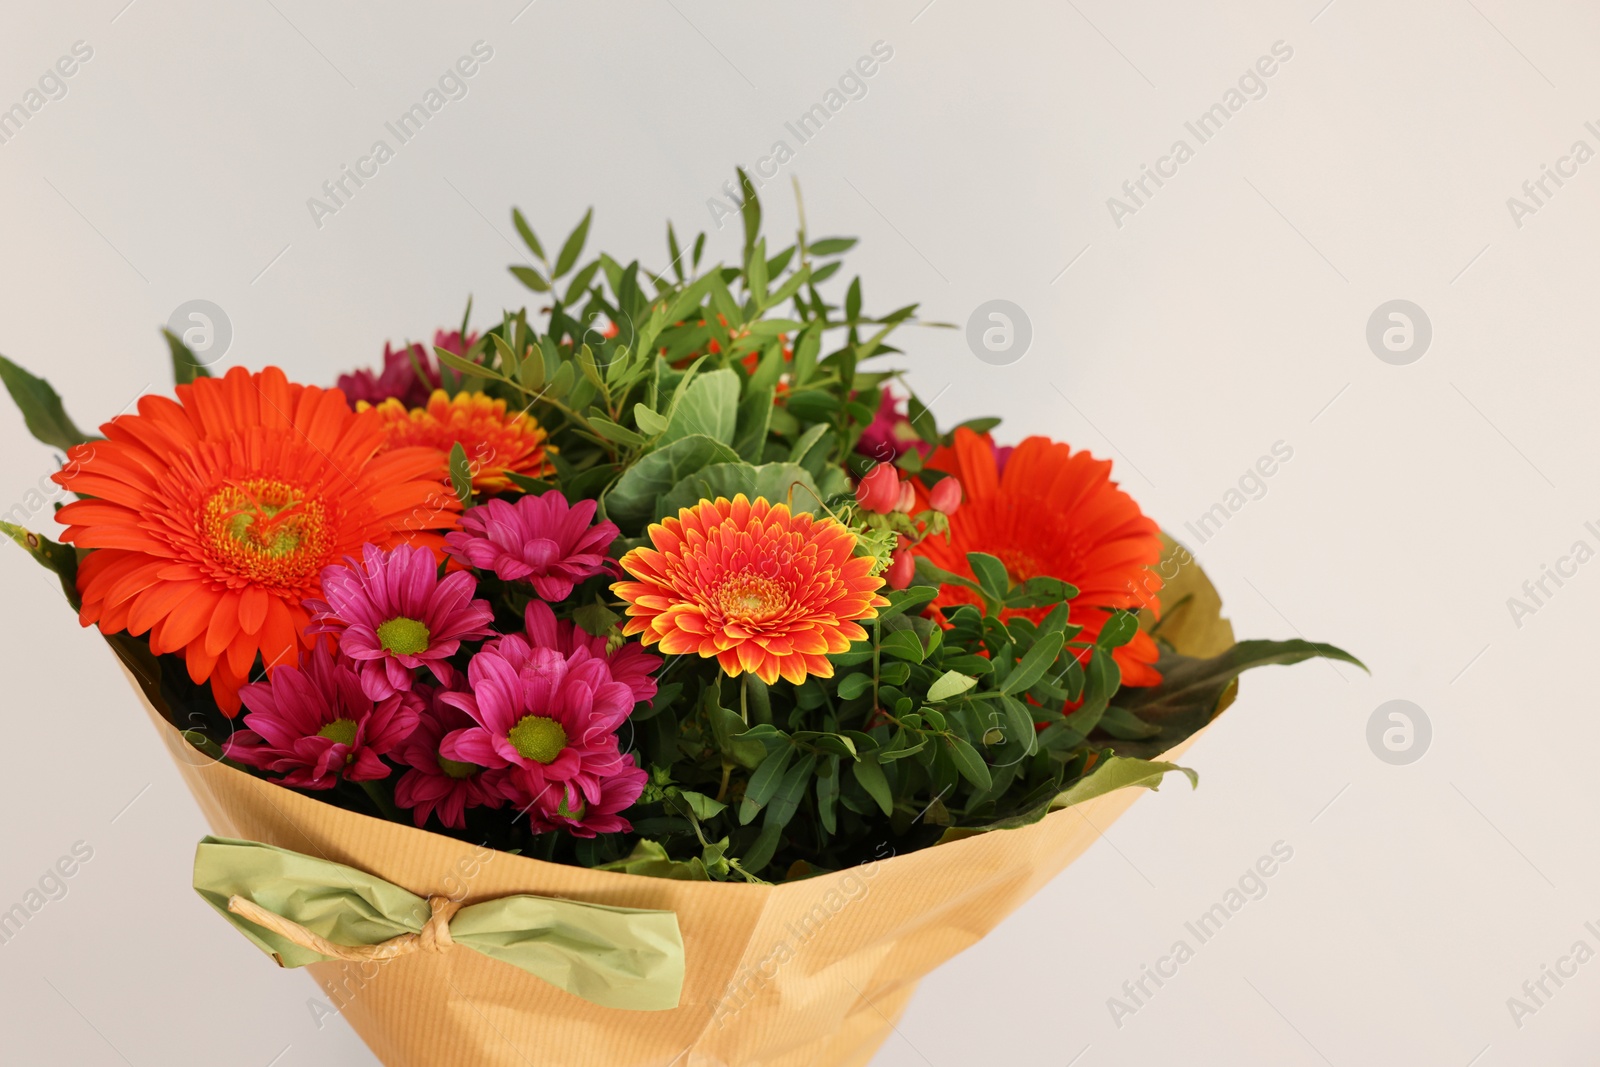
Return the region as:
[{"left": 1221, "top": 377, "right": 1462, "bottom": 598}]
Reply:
[
  {"left": 376, "top": 616, "right": 432, "bottom": 656},
  {"left": 556, "top": 792, "right": 587, "bottom": 820},
  {"left": 507, "top": 715, "right": 567, "bottom": 764},
  {"left": 318, "top": 718, "right": 358, "bottom": 747},
  {"left": 437, "top": 755, "right": 479, "bottom": 780}
]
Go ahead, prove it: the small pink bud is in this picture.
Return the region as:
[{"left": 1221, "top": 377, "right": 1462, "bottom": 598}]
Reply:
[
  {"left": 885, "top": 549, "right": 916, "bottom": 590},
  {"left": 895, "top": 480, "right": 917, "bottom": 514},
  {"left": 929, "top": 476, "right": 963, "bottom": 516},
  {"left": 856, "top": 464, "right": 900, "bottom": 514}
]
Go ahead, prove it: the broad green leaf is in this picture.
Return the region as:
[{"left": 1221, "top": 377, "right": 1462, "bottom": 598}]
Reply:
[
  {"left": 603, "top": 434, "right": 740, "bottom": 528},
  {"left": 967, "top": 552, "right": 1009, "bottom": 601},
  {"left": 634, "top": 404, "right": 669, "bottom": 436},
  {"left": 836, "top": 673, "right": 872, "bottom": 701},
  {"left": 879, "top": 628, "right": 925, "bottom": 664},
  {"left": 661, "top": 367, "right": 740, "bottom": 446},
  {"left": 670, "top": 790, "right": 727, "bottom": 821},
  {"left": 926, "top": 670, "right": 978, "bottom": 702},
  {"left": 658, "top": 461, "right": 823, "bottom": 517},
  {"left": 764, "top": 753, "right": 817, "bottom": 828},
  {"left": 0, "top": 354, "right": 95, "bottom": 451}
]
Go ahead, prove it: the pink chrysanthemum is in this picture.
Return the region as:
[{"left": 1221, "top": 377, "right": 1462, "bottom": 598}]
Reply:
[
  {"left": 223, "top": 644, "right": 420, "bottom": 789},
  {"left": 437, "top": 634, "right": 644, "bottom": 834},
  {"left": 336, "top": 329, "right": 474, "bottom": 409},
  {"left": 519, "top": 763, "right": 649, "bottom": 838},
  {"left": 444, "top": 492, "right": 618, "bottom": 601},
  {"left": 517, "top": 600, "right": 661, "bottom": 706},
  {"left": 393, "top": 684, "right": 508, "bottom": 830},
  {"left": 304, "top": 543, "right": 495, "bottom": 701}
]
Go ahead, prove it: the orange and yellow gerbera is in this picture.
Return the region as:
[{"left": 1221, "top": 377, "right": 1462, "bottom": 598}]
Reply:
[
  {"left": 364, "top": 389, "right": 553, "bottom": 493},
  {"left": 612, "top": 495, "right": 887, "bottom": 685},
  {"left": 52, "top": 367, "right": 458, "bottom": 714},
  {"left": 913, "top": 428, "right": 1165, "bottom": 686}
]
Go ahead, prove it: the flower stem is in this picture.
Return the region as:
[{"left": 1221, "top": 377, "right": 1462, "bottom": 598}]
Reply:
[{"left": 359, "top": 779, "right": 401, "bottom": 822}]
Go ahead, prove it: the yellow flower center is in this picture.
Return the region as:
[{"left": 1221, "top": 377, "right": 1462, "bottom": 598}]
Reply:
[
  {"left": 203, "top": 479, "right": 330, "bottom": 586},
  {"left": 717, "top": 572, "right": 787, "bottom": 622},
  {"left": 376, "top": 616, "right": 431, "bottom": 655},
  {"left": 436, "top": 754, "right": 479, "bottom": 780},
  {"left": 318, "top": 718, "right": 358, "bottom": 746},
  {"left": 507, "top": 715, "right": 567, "bottom": 764}
]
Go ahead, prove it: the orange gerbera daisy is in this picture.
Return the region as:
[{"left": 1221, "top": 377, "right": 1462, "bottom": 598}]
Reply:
[
  {"left": 913, "top": 428, "right": 1165, "bottom": 687},
  {"left": 363, "top": 389, "right": 553, "bottom": 494},
  {"left": 53, "top": 367, "right": 458, "bottom": 714},
  {"left": 612, "top": 495, "right": 887, "bottom": 685}
]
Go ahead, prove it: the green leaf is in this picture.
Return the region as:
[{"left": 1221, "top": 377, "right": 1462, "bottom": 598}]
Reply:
[
  {"left": 0, "top": 354, "right": 95, "bottom": 451},
  {"left": 877, "top": 585, "right": 937, "bottom": 622},
  {"left": 852, "top": 757, "right": 893, "bottom": 816},
  {"left": 658, "top": 461, "right": 824, "bottom": 517},
  {"left": 706, "top": 696, "right": 767, "bottom": 770},
  {"left": 967, "top": 552, "right": 1010, "bottom": 601},
  {"left": 634, "top": 404, "right": 669, "bottom": 436},
  {"left": 1001, "top": 630, "right": 1065, "bottom": 696},
  {"left": 1096, "top": 610, "right": 1140, "bottom": 650},
  {"left": 570, "top": 601, "right": 621, "bottom": 637},
  {"left": 836, "top": 673, "right": 872, "bottom": 701},
  {"left": 594, "top": 839, "right": 709, "bottom": 880},
  {"left": 738, "top": 168, "right": 761, "bottom": 261},
  {"left": 435, "top": 346, "right": 506, "bottom": 383},
  {"left": 554, "top": 207, "right": 593, "bottom": 278},
  {"left": 1097, "top": 705, "right": 1163, "bottom": 740},
  {"left": 808, "top": 237, "right": 857, "bottom": 256},
  {"left": 447, "top": 442, "right": 473, "bottom": 504},
  {"left": 509, "top": 265, "right": 551, "bottom": 292},
  {"left": 733, "top": 384, "right": 775, "bottom": 462},
  {"left": 739, "top": 744, "right": 795, "bottom": 824},
  {"left": 589, "top": 417, "right": 647, "bottom": 448},
  {"left": 163, "top": 328, "right": 210, "bottom": 385},
  {"left": 511, "top": 207, "right": 545, "bottom": 259},
  {"left": 0, "top": 522, "right": 80, "bottom": 609},
  {"left": 926, "top": 670, "right": 978, "bottom": 702},
  {"left": 1054, "top": 754, "right": 1198, "bottom": 809},
  {"left": 603, "top": 434, "right": 740, "bottom": 528},
  {"left": 670, "top": 789, "right": 727, "bottom": 821},
  {"left": 764, "top": 753, "right": 818, "bottom": 829},
  {"left": 661, "top": 367, "right": 740, "bottom": 446},
  {"left": 879, "top": 628, "right": 925, "bottom": 664},
  {"left": 1105, "top": 639, "right": 1366, "bottom": 760},
  {"left": 945, "top": 735, "right": 992, "bottom": 790}
]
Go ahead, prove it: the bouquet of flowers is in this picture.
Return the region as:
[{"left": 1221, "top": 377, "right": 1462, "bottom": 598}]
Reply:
[{"left": 1, "top": 176, "right": 1356, "bottom": 1066}]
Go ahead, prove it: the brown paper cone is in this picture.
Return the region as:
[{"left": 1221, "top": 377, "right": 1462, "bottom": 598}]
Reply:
[
  {"left": 121, "top": 539, "right": 1229, "bottom": 1065},
  {"left": 126, "top": 661, "right": 1200, "bottom": 1067}
]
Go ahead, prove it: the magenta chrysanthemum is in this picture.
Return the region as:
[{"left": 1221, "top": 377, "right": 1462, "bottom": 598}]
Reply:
[
  {"left": 443, "top": 492, "right": 618, "bottom": 601},
  {"left": 304, "top": 543, "right": 495, "bottom": 701},
  {"left": 514, "top": 600, "right": 661, "bottom": 706},
  {"left": 437, "top": 634, "right": 644, "bottom": 835},
  {"left": 223, "top": 644, "right": 420, "bottom": 789},
  {"left": 393, "top": 684, "right": 508, "bottom": 830},
  {"left": 335, "top": 330, "right": 474, "bottom": 409},
  {"left": 525, "top": 763, "right": 649, "bottom": 838}
]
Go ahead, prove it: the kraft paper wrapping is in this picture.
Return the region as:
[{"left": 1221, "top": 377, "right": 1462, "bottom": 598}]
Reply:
[{"left": 120, "top": 538, "right": 1230, "bottom": 1066}]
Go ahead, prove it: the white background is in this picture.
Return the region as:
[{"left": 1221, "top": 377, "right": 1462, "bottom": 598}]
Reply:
[{"left": 0, "top": 1, "right": 1594, "bottom": 1064}]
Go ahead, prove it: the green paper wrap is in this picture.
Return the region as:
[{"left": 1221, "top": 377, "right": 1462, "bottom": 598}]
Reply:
[{"left": 192, "top": 836, "right": 684, "bottom": 1011}]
